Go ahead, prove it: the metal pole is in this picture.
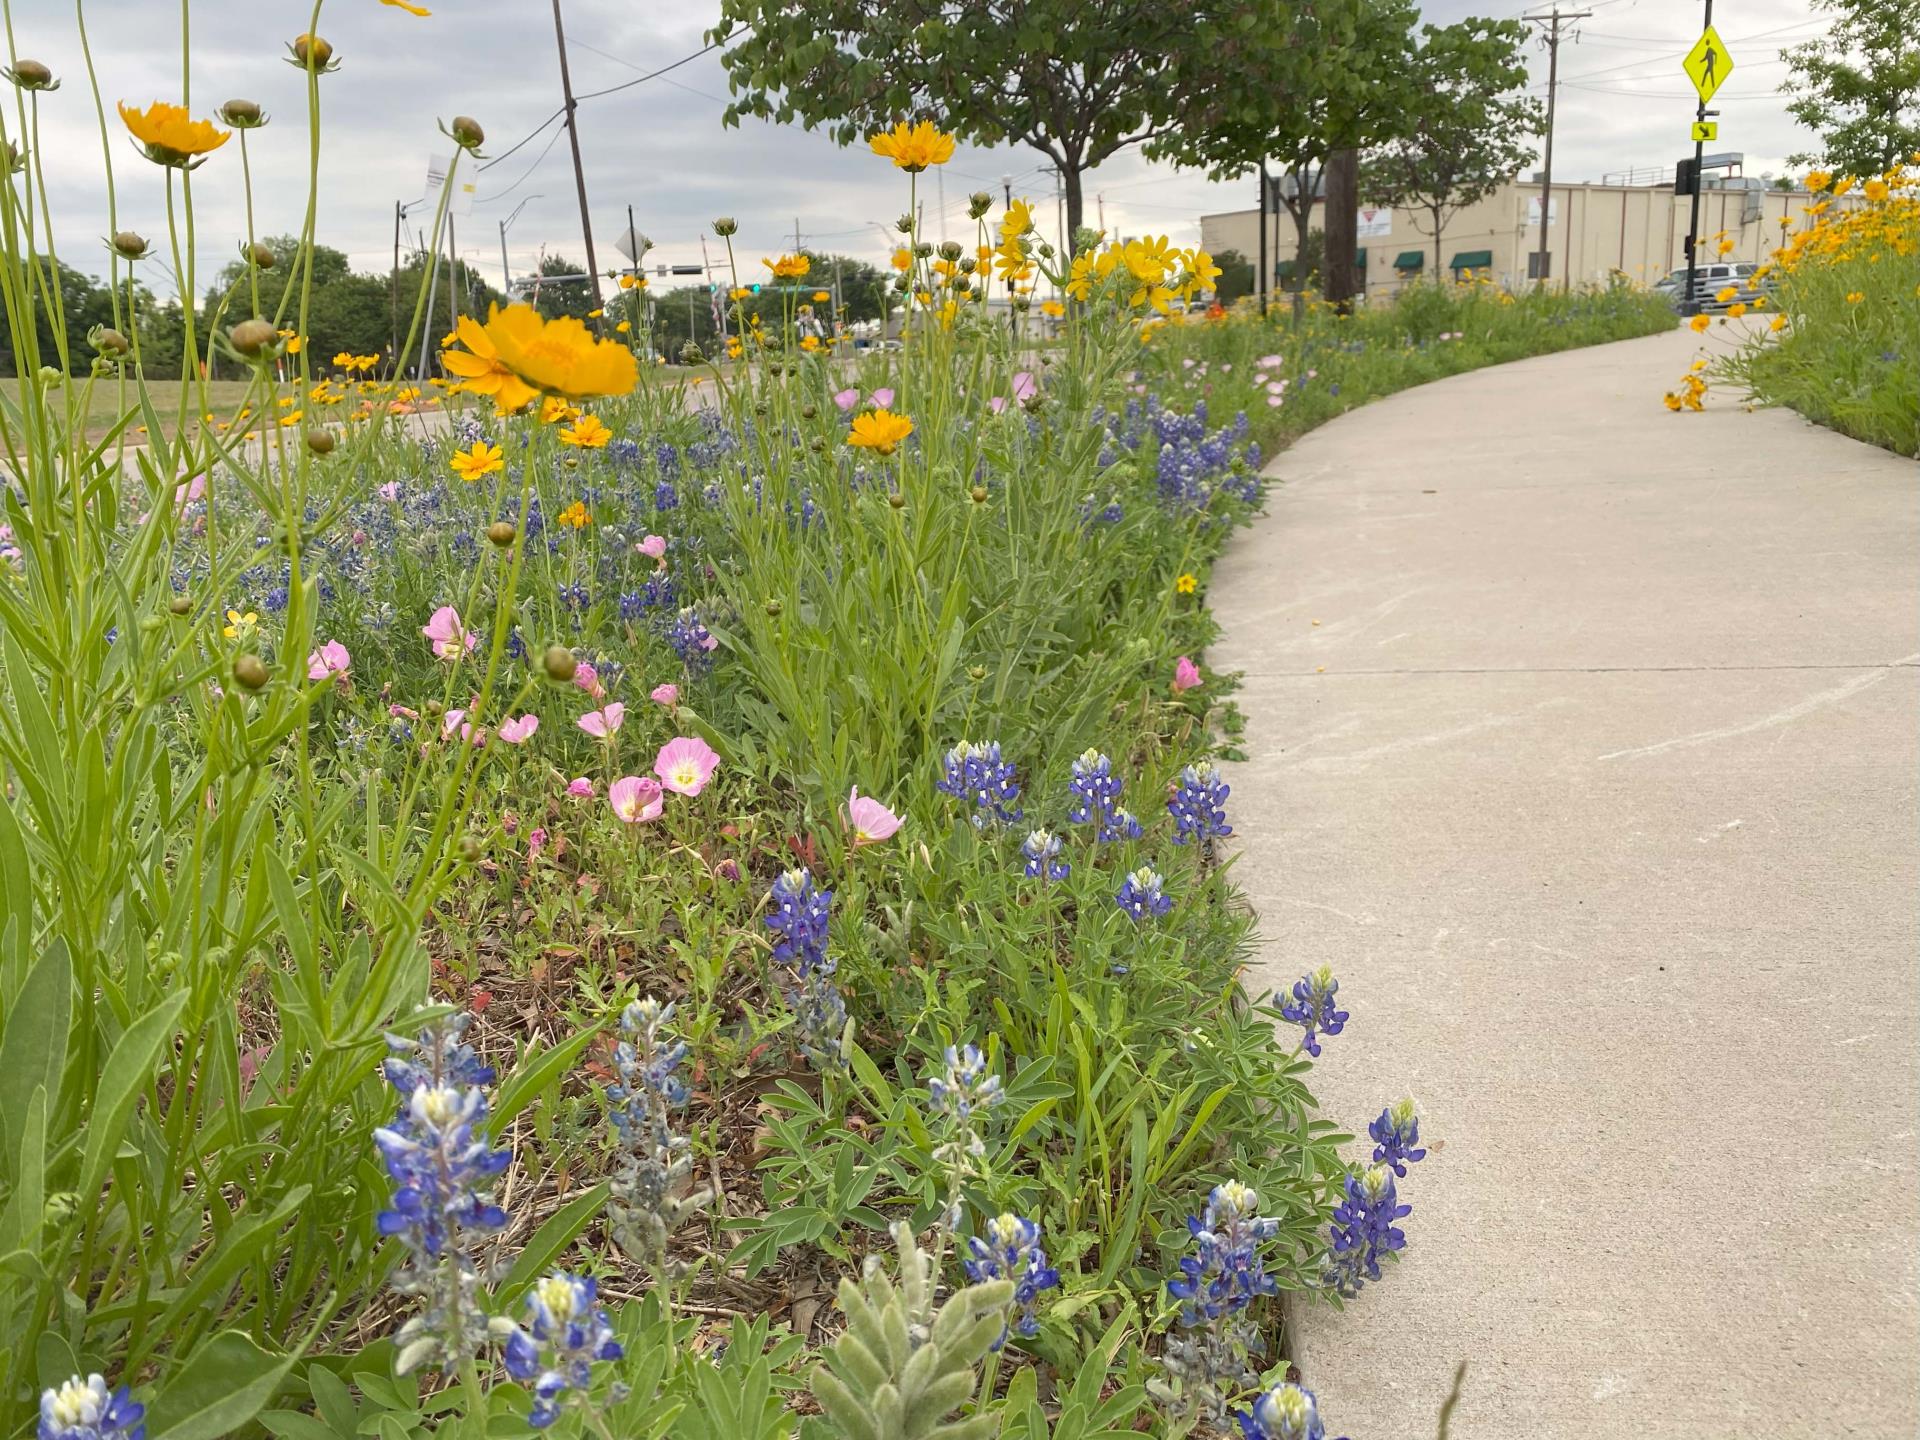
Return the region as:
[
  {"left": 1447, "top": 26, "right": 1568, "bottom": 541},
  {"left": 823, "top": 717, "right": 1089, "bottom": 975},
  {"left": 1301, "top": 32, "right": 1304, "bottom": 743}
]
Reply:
[
  {"left": 1527, "top": 7, "right": 1591, "bottom": 287},
  {"left": 447, "top": 208, "right": 460, "bottom": 336},
  {"left": 391, "top": 200, "right": 403, "bottom": 359},
  {"left": 1256, "top": 164, "right": 1270, "bottom": 312},
  {"left": 499, "top": 220, "right": 511, "bottom": 293},
  {"left": 550, "top": 0, "right": 603, "bottom": 308},
  {"left": 1681, "top": 0, "right": 1713, "bottom": 315}
]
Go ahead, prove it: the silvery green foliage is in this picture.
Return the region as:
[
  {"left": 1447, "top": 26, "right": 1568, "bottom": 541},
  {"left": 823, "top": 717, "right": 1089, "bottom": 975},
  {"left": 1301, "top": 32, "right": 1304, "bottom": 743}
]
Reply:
[{"left": 810, "top": 1223, "right": 1014, "bottom": 1440}]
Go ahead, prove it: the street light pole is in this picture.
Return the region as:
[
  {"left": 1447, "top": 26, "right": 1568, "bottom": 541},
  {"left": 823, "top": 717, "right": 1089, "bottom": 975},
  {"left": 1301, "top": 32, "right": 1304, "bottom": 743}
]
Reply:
[{"left": 498, "top": 196, "right": 541, "bottom": 296}]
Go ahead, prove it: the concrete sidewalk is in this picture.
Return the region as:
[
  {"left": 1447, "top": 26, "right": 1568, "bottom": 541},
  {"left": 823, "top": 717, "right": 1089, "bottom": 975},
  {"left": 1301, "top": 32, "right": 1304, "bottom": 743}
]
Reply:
[{"left": 1211, "top": 325, "right": 1920, "bottom": 1438}]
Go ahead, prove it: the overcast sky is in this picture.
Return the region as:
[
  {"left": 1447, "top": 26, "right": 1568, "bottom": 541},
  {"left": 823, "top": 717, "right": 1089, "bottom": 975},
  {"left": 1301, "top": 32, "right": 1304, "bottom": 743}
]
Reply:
[{"left": 19, "top": 0, "right": 1825, "bottom": 297}]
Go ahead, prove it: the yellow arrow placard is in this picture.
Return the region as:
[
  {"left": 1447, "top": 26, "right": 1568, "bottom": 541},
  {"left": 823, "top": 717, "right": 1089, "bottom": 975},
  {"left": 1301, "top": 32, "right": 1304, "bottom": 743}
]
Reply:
[
  {"left": 1692, "top": 120, "right": 1719, "bottom": 142},
  {"left": 1683, "top": 26, "right": 1733, "bottom": 105}
]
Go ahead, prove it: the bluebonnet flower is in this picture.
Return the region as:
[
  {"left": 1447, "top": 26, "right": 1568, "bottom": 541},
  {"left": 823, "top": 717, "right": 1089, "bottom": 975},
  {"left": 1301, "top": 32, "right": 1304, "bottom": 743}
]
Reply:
[
  {"left": 1115, "top": 866, "right": 1172, "bottom": 922},
  {"left": 927, "top": 1044, "right": 1004, "bottom": 1226},
  {"left": 1153, "top": 1180, "right": 1278, "bottom": 1423},
  {"left": 767, "top": 868, "right": 833, "bottom": 977},
  {"left": 1168, "top": 760, "right": 1232, "bottom": 849},
  {"left": 1278, "top": 964, "right": 1348, "bottom": 1057},
  {"left": 654, "top": 479, "right": 679, "bottom": 512},
  {"left": 764, "top": 868, "right": 849, "bottom": 1069},
  {"left": 558, "top": 582, "right": 590, "bottom": 611},
  {"left": 1104, "top": 806, "right": 1145, "bottom": 842},
  {"left": 638, "top": 571, "right": 677, "bottom": 613},
  {"left": 38, "top": 1375, "right": 144, "bottom": 1440},
  {"left": 1067, "top": 748, "right": 1123, "bottom": 827},
  {"left": 605, "top": 998, "right": 712, "bottom": 1268},
  {"left": 667, "top": 606, "right": 716, "bottom": 671},
  {"left": 373, "top": 1013, "right": 510, "bottom": 1374},
  {"left": 1323, "top": 1163, "right": 1411, "bottom": 1298},
  {"left": 963, "top": 1213, "right": 1060, "bottom": 1347},
  {"left": 1167, "top": 1181, "right": 1279, "bottom": 1325},
  {"left": 1020, "top": 828, "right": 1069, "bottom": 883},
  {"left": 1235, "top": 1383, "right": 1330, "bottom": 1440},
  {"left": 503, "top": 1273, "right": 625, "bottom": 1428},
  {"left": 1369, "top": 1098, "right": 1427, "bottom": 1177},
  {"left": 936, "top": 740, "right": 1023, "bottom": 827}
]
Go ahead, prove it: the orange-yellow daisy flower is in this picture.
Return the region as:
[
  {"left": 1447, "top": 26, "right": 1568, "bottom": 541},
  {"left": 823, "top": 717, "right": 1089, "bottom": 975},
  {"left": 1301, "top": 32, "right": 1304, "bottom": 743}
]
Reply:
[
  {"left": 442, "top": 313, "right": 540, "bottom": 413},
  {"left": 559, "top": 414, "right": 611, "bottom": 449},
  {"left": 117, "top": 101, "right": 229, "bottom": 167},
  {"left": 868, "top": 120, "right": 955, "bottom": 172},
  {"left": 450, "top": 440, "right": 503, "bottom": 482},
  {"left": 847, "top": 408, "right": 913, "bottom": 455}
]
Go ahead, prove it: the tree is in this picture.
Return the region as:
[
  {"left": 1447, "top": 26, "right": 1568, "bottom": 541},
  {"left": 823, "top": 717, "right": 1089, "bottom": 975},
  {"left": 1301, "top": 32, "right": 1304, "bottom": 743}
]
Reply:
[
  {"left": 527, "top": 254, "right": 595, "bottom": 322},
  {"left": 708, "top": 0, "right": 1285, "bottom": 243},
  {"left": 1211, "top": 249, "right": 1256, "bottom": 305},
  {"left": 1146, "top": 0, "right": 1420, "bottom": 306},
  {"left": 1361, "top": 19, "right": 1541, "bottom": 277},
  {"left": 1782, "top": 0, "right": 1920, "bottom": 179}
]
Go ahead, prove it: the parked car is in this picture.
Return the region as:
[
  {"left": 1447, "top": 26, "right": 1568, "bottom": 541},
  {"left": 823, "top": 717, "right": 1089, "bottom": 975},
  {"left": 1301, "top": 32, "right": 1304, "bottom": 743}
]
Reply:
[{"left": 1655, "top": 261, "right": 1764, "bottom": 310}]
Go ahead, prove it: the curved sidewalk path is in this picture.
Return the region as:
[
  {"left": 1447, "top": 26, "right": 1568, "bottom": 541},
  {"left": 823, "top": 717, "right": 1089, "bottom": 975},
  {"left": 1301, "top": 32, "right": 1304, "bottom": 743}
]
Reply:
[{"left": 1213, "top": 325, "right": 1920, "bottom": 1438}]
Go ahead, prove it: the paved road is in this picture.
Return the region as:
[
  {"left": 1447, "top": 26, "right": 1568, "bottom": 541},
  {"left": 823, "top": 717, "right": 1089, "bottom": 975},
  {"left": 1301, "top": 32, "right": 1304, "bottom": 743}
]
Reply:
[{"left": 1211, "top": 325, "right": 1920, "bottom": 1438}]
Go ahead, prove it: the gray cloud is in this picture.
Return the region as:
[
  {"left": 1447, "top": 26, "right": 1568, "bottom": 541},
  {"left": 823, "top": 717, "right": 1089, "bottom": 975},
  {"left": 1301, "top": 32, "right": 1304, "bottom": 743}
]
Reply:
[{"left": 17, "top": 0, "right": 1819, "bottom": 296}]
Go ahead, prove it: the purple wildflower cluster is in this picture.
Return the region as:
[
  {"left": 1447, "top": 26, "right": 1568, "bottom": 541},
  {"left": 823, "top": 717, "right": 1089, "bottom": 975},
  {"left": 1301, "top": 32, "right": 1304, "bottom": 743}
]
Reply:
[
  {"left": 1323, "top": 1162, "right": 1413, "bottom": 1299},
  {"left": 936, "top": 740, "right": 1023, "bottom": 827},
  {"left": 1279, "top": 964, "right": 1348, "bottom": 1057},
  {"left": 38, "top": 1377, "right": 144, "bottom": 1440},
  {"left": 1167, "top": 760, "right": 1232, "bottom": 851},
  {"left": 1153, "top": 1180, "right": 1279, "bottom": 1423},
  {"left": 963, "top": 1213, "right": 1061, "bottom": 1348},
  {"left": 1236, "top": 1383, "right": 1337, "bottom": 1440},
  {"left": 606, "top": 997, "right": 712, "bottom": 1269},
  {"left": 766, "top": 868, "right": 849, "bottom": 1070},
  {"left": 1116, "top": 865, "right": 1173, "bottom": 923},
  {"left": 1067, "top": 748, "right": 1142, "bottom": 842},
  {"left": 1020, "top": 827, "right": 1069, "bottom": 883},
  {"left": 504, "top": 1273, "right": 625, "bottom": 1428}
]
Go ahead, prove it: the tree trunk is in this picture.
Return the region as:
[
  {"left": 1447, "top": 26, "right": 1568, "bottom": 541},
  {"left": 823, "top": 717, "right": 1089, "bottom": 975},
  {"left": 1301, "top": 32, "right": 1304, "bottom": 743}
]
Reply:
[
  {"left": 1062, "top": 164, "right": 1085, "bottom": 253},
  {"left": 1289, "top": 189, "right": 1312, "bottom": 324},
  {"left": 1433, "top": 215, "right": 1444, "bottom": 281},
  {"left": 1323, "top": 147, "right": 1359, "bottom": 311}
]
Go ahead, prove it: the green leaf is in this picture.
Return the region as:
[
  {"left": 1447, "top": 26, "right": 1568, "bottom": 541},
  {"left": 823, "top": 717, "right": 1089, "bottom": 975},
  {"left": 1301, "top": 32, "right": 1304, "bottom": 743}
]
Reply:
[
  {"left": 78, "top": 990, "right": 188, "bottom": 1206},
  {"left": 0, "top": 940, "right": 68, "bottom": 1171},
  {"left": 148, "top": 1331, "right": 299, "bottom": 1440},
  {"left": 496, "top": 1182, "right": 610, "bottom": 1303},
  {"left": 493, "top": 1024, "right": 602, "bottom": 1134}
]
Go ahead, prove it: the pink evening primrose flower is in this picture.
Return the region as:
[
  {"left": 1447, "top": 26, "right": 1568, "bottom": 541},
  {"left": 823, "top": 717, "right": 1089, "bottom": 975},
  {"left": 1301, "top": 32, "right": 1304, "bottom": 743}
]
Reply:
[
  {"left": 833, "top": 387, "right": 860, "bottom": 412},
  {"left": 1258, "top": 354, "right": 1283, "bottom": 368},
  {"left": 844, "top": 787, "right": 903, "bottom": 847},
  {"left": 608, "top": 775, "right": 665, "bottom": 824},
  {"left": 870, "top": 387, "right": 895, "bottom": 408},
  {"left": 441, "top": 709, "right": 485, "bottom": 745},
  {"left": 497, "top": 714, "right": 540, "bottom": 745},
  {"left": 653, "top": 736, "right": 720, "bottom": 797},
  {"left": 1172, "top": 656, "right": 1203, "bottom": 693},
  {"left": 578, "top": 702, "right": 625, "bottom": 739},
  {"left": 574, "top": 662, "right": 606, "bottom": 700},
  {"left": 566, "top": 777, "right": 595, "bottom": 799},
  {"left": 650, "top": 682, "right": 679, "bottom": 706},
  {"left": 378, "top": 481, "right": 402, "bottom": 501},
  {"left": 422, "top": 605, "right": 478, "bottom": 661},
  {"left": 1010, "top": 370, "right": 1037, "bottom": 402},
  {"left": 988, "top": 396, "right": 1009, "bottom": 415},
  {"left": 638, "top": 534, "right": 668, "bottom": 560},
  {"left": 306, "top": 640, "right": 351, "bottom": 682},
  {"left": 527, "top": 827, "right": 549, "bottom": 860}
]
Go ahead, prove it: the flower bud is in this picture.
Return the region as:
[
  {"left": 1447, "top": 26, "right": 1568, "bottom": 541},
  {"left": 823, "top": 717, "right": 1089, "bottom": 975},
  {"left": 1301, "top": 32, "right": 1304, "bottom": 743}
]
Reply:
[
  {"left": 229, "top": 318, "right": 277, "bottom": 357},
  {"left": 289, "top": 33, "right": 335, "bottom": 70},
  {"left": 37, "top": 365, "right": 62, "bottom": 388},
  {"left": 913, "top": 241, "right": 933, "bottom": 258},
  {"left": 542, "top": 645, "right": 577, "bottom": 682},
  {"left": 449, "top": 115, "right": 485, "bottom": 151},
  {"left": 7, "top": 60, "right": 56, "bottom": 92},
  {"left": 958, "top": 256, "right": 978, "bottom": 275},
  {"left": 679, "top": 340, "right": 705, "bottom": 365},
  {"left": 938, "top": 240, "right": 963, "bottom": 262},
  {"left": 969, "top": 485, "right": 988, "bottom": 504},
  {"left": 486, "top": 520, "right": 516, "bottom": 547},
  {"left": 800, "top": 403, "right": 817, "bottom": 420},
  {"left": 219, "top": 98, "right": 266, "bottom": 128},
  {"left": 712, "top": 216, "right": 737, "bottom": 236},
  {"left": 765, "top": 598, "right": 782, "bottom": 617},
  {"left": 968, "top": 664, "right": 987, "bottom": 680},
  {"left": 90, "top": 325, "right": 131, "bottom": 358},
  {"left": 457, "top": 836, "right": 482, "bottom": 863},
  {"left": 244, "top": 241, "right": 276, "bottom": 269},
  {"left": 304, "top": 428, "right": 335, "bottom": 456},
  {"left": 233, "top": 654, "right": 269, "bottom": 691},
  {"left": 111, "top": 230, "right": 151, "bottom": 260},
  {"left": 168, "top": 596, "right": 192, "bottom": 617},
  {"left": 808, "top": 437, "right": 824, "bottom": 453},
  {"left": 968, "top": 191, "right": 994, "bottom": 219},
  {"left": 895, "top": 213, "right": 915, "bottom": 234},
  {"left": 887, "top": 492, "right": 906, "bottom": 510}
]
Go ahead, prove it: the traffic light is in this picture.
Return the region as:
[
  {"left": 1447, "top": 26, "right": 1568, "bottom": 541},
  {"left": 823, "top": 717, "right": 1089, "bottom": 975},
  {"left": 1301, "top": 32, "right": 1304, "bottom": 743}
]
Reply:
[
  {"left": 1674, "top": 158, "right": 1698, "bottom": 196},
  {"left": 749, "top": 283, "right": 762, "bottom": 294}
]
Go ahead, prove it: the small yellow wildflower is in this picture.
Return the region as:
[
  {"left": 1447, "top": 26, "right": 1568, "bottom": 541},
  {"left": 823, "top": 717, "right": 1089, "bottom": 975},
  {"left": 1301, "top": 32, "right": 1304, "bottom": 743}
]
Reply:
[
  {"left": 556, "top": 501, "right": 592, "bottom": 529},
  {"left": 867, "top": 119, "right": 955, "bottom": 172},
  {"left": 1804, "top": 170, "right": 1831, "bottom": 192},
  {"left": 223, "top": 609, "right": 259, "bottom": 640},
  {"left": 1175, "top": 573, "right": 1197, "bottom": 595},
  {"left": 559, "top": 414, "right": 612, "bottom": 448},
  {"left": 117, "top": 101, "right": 229, "bottom": 166},
  {"left": 1689, "top": 313, "right": 1711, "bottom": 333},
  {"left": 847, "top": 409, "right": 913, "bottom": 456},
  {"left": 450, "top": 440, "right": 503, "bottom": 482},
  {"left": 764, "top": 254, "right": 810, "bottom": 280}
]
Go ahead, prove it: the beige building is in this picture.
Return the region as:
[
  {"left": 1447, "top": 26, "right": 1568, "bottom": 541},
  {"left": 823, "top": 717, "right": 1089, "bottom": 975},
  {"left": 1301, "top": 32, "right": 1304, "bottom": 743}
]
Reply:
[{"left": 1200, "top": 175, "right": 1819, "bottom": 297}]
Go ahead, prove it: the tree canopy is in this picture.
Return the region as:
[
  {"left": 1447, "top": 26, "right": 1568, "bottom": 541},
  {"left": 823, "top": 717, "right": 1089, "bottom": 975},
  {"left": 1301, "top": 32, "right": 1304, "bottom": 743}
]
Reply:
[
  {"left": 708, "top": 0, "right": 1289, "bottom": 242},
  {"left": 1781, "top": 0, "right": 1920, "bottom": 179}
]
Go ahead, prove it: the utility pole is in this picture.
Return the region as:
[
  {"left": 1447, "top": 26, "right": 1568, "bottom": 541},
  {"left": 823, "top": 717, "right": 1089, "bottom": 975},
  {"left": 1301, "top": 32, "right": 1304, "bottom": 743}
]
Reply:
[
  {"left": 1097, "top": 192, "right": 1105, "bottom": 235},
  {"left": 549, "top": 0, "right": 603, "bottom": 309},
  {"left": 795, "top": 217, "right": 802, "bottom": 255},
  {"left": 1256, "top": 163, "right": 1271, "bottom": 312},
  {"left": 390, "top": 200, "right": 403, "bottom": 359},
  {"left": 1324, "top": 148, "right": 1359, "bottom": 310},
  {"left": 699, "top": 232, "right": 725, "bottom": 341},
  {"left": 446, "top": 209, "right": 460, "bottom": 336},
  {"left": 1526, "top": 5, "right": 1590, "bottom": 287}
]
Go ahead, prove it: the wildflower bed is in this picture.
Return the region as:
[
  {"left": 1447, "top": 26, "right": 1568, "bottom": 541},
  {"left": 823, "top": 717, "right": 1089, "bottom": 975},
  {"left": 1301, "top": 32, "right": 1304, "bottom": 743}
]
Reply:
[{"left": 0, "top": 11, "right": 1686, "bottom": 1439}]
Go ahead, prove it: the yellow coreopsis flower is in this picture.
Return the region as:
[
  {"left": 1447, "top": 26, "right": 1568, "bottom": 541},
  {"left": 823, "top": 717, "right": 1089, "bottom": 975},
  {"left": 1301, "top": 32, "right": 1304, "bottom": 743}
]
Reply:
[
  {"left": 993, "top": 238, "right": 1032, "bottom": 283},
  {"left": 1716, "top": 239, "right": 1734, "bottom": 255},
  {"left": 560, "top": 414, "right": 611, "bottom": 448},
  {"left": 473, "top": 304, "right": 637, "bottom": 402},
  {"left": 223, "top": 608, "right": 259, "bottom": 640},
  {"left": 764, "top": 254, "right": 811, "bottom": 280},
  {"left": 1001, "top": 198, "right": 1034, "bottom": 242},
  {"left": 1689, "top": 313, "right": 1710, "bottom": 333},
  {"left": 587, "top": 308, "right": 604, "bottom": 318},
  {"left": 847, "top": 408, "right": 914, "bottom": 456},
  {"left": 118, "top": 101, "right": 229, "bottom": 167},
  {"left": 1804, "top": 170, "right": 1831, "bottom": 192},
  {"left": 1715, "top": 286, "right": 1738, "bottom": 303},
  {"left": 442, "top": 314, "right": 540, "bottom": 414},
  {"left": 539, "top": 395, "right": 580, "bottom": 425},
  {"left": 1726, "top": 302, "right": 1747, "bottom": 318},
  {"left": 450, "top": 440, "right": 503, "bottom": 482},
  {"left": 800, "top": 334, "right": 821, "bottom": 352},
  {"left": 1863, "top": 179, "right": 1890, "bottom": 202},
  {"left": 1040, "top": 299, "right": 1064, "bottom": 318},
  {"left": 1845, "top": 291, "right": 1865, "bottom": 304},
  {"left": 1832, "top": 176, "right": 1855, "bottom": 196},
  {"left": 556, "top": 501, "right": 592, "bottom": 529},
  {"left": 891, "top": 247, "right": 913, "bottom": 273},
  {"left": 615, "top": 320, "right": 631, "bottom": 334},
  {"left": 1770, "top": 314, "right": 1787, "bottom": 332},
  {"left": 1175, "top": 573, "right": 1197, "bottom": 595},
  {"left": 868, "top": 119, "right": 955, "bottom": 172}
]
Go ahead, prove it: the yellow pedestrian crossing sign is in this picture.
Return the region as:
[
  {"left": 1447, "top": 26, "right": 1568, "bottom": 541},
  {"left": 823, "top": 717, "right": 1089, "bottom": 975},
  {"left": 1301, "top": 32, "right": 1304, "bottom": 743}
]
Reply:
[
  {"left": 1692, "top": 120, "right": 1718, "bottom": 142},
  {"left": 1683, "top": 26, "right": 1732, "bottom": 105}
]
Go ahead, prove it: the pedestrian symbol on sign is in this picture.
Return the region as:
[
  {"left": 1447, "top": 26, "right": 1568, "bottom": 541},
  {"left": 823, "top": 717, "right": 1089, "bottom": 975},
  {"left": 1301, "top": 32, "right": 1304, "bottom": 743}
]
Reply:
[{"left": 1682, "top": 26, "right": 1733, "bottom": 105}]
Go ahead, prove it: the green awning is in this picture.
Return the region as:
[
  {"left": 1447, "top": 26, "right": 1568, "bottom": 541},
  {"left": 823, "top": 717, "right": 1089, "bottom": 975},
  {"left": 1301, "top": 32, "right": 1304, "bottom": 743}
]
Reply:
[
  {"left": 1394, "top": 250, "right": 1425, "bottom": 271},
  {"left": 1276, "top": 259, "right": 1296, "bottom": 280},
  {"left": 1450, "top": 249, "right": 1493, "bottom": 271},
  {"left": 1354, "top": 248, "right": 1367, "bottom": 267}
]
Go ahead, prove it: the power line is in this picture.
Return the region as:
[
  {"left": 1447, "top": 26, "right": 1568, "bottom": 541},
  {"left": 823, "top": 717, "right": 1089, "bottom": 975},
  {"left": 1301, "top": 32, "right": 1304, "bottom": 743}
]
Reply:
[
  {"left": 477, "top": 109, "right": 564, "bottom": 172},
  {"left": 476, "top": 119, "right": 567, "bottom": 204},
  {"left": 573, "top": 40, "right": 721, "bottom": 102}
]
